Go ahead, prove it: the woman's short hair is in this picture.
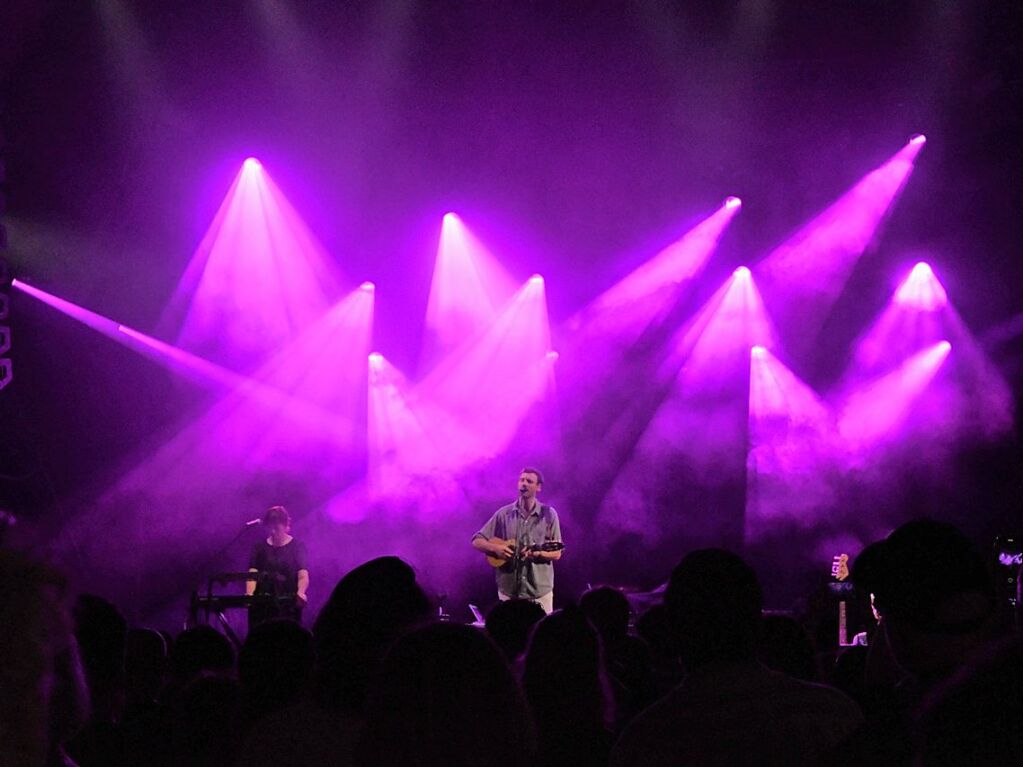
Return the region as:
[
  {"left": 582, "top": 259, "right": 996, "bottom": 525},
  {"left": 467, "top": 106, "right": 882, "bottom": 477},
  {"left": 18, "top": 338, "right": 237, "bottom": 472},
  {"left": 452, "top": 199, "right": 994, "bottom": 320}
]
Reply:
[{"left": 263, "top": 505, "right": 291, "bottom": 527}]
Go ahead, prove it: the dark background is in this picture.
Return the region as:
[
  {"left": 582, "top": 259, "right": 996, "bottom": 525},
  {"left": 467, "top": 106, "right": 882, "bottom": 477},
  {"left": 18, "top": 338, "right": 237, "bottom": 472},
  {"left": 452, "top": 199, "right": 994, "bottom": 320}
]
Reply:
[{"left": 1, "top": 0, "right": 1021, "bottom": 622}]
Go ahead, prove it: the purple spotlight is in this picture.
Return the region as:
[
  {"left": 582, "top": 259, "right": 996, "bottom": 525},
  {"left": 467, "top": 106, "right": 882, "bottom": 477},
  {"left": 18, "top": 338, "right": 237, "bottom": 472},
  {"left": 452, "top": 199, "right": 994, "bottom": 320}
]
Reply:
[
  {"left": 746, "top": 345, "right": 837, "bottom": 540},
  {"left": 565, "top": 202, "right": 740, "bottom": 353},
  {"left": 424, "top": 212, "right": 517, "bottom": 367},
  {"left": 838, "top": 339, "right": 952, "bottom": 447},
  {"left": 360, "top": 281, "right": 375, "bottom": 292},
  {"left": 368, "top": 351, "right": 384, "bottom": 367},
  {"left": 724, "top": 196, "right": 742, "bottom": 210},
  {"left": 667, "top": 265, "right": 778, "bottom": 387},
  {"left": 417, "top": 275, "right": 554, "bottom": 468},
  {"left": 163, "top": 156, "right": 340, "bottom": 369},
  {"left": 14, "top": 278, "right": 122, "bottom": 336},
  {"left": 546, "top": 350, "right": 560, "bottom": 361},
  {"left": 893, "top": 261, "right": 947, "bottom": 310},
  {"left": 529, "top": 274, "right": 545, "bottom": 286},
  {"left": 910, "top": 261, "right": 933, "bottom": 278},
  {"left": 14, "top": 279, "right": 245, "bottom": 389},
  {"left": 755, "top": 139, "right": 926, "bottom": 358},
  {"left": 909, "top": 133, "right": 927, "bottom": 146}
]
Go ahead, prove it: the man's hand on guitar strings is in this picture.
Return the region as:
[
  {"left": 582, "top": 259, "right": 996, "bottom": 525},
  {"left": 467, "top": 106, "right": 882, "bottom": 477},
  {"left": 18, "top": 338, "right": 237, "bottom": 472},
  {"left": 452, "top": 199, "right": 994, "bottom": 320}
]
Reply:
[{"left": 491, "top": 540, "right": 514, "bottom": 559}]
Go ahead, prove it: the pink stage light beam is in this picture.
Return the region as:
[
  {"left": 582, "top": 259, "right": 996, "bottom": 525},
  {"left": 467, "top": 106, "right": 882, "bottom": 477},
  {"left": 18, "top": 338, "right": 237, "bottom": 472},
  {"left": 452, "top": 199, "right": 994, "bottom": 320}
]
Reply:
[
  {"left": 756, "top": 137, "right": 926, "bottom": 354},
  {"left": 747, "top": 345, "right": 840, "bottom": 538},
  {"left": 838, "top": 340, "right": 952, "bottom": 449},
  {"left": 162, "top": 157, "right": 342, "bottom": 370},
  {"left": 590, "top": 267, "right": 775, "bottom": 547},
  {"left": 668, "top": 265, "right": 779, "bottom": 387},
  {"left": 853, "top": 261, "right": 950, "bottom": 377},
  {"left": 207, "top": 285, "right": 375, "bottom": 467},
  {"left": 596, "top": 265, "right": 777, "bottom": 528},
  {"left": 416, "top": 275, "right": 556, "bottom": 469},
  {"left": 366, "top": 353, "right": 454, "bottom": 502},
  {"left": 893, "top": 262, "right": 947, "bottom": 310},
  {"left": 86, "top": 285, "right": 376, "bottom": 519},
  {"left": 13, "top": 279, "right": 243, "bottom": 390},
  {"left": 569, "top": 197, "right": 742, "bottom": 344},
  {"left": 247, "top": 285, "right": 375, "bottom": 412},
  {"left": 749, "top": 345, "right": 831, "bottom": 426},
  {"left": 423, "top": 212, "right": 518, "bottom": 368}
]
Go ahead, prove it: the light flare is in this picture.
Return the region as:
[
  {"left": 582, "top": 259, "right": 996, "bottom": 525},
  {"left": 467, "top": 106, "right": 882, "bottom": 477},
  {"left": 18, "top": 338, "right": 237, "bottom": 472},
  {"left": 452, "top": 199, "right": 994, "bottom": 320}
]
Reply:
[
  {"left": 746, "top": 345, "right": 839, "bottom": 538},
  {"left": 853, "top": 261, "right": 951, "bottom": 378},
  {"left": 423, "top": 212, "right": 518, "bottom": 367},
  {"left": 756, "top": 138, "right": 926, "bottom": 356},
  {"left": 567, "top": 199, "right": 741, "bottom": 345},
  {"left": 161, "top": 158, "right": 341, "bottom": 370},
  {"left": 838, "top": 340, "right": 952, "bottom": 448},
  {"left": 893, "top": 262, "right": 947, "bottom": 310}
]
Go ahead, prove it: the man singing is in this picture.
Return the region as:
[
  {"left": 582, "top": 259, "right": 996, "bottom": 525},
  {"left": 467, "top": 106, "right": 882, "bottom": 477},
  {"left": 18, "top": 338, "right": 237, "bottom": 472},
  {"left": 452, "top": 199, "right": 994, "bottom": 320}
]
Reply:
[
  {"left": 472, "top": 468, "right": 563, "bottom": 614},
  {"left": 246, "top": 505, "right": 309, "bottom": 628}
]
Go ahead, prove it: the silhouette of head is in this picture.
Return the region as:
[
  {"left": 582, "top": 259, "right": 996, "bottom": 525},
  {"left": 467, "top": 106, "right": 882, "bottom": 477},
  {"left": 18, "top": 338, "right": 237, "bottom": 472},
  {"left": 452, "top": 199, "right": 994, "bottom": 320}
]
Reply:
[
  {"left": 523, "top": 605, "right": 610, "bottom": 729},
  {"left": 665, "top": 548, "right": 763, "bottom": 669},
  {"left": 485, "top": 598, "right": 545, "bottom": 660},
  {"left": 758, "top": 614, "right": 816, "bottom": 681},
  {"left": 0, "top": 551, "right": 87, "bottom": 767},
  {"left": 312, "top": 556, "right": 430, "bottom": 713},
  {"left": 171, "top": 675, "right": 242, "bottom": 767},
  {"left": 635, "top": 603, "right": 677, "bottom": 659},
  {"left": 869, "top": 519, "right": 994, "bottom": 632},
  {"left": 125, "top": 628, "right": 167, "bottom": 703},
  {"left": 915, "top": 638, "right": 1023, "bottom": 765},
  {"left": 238, "top": 618, "right": 314, "bottom": 721},
  {"left": 861, "top": 519, "right": 997, "bottom": 678},
  {"left": 358, "top": 622, "right": 533, "bottom": 767},
  {"left": 73, "top": 593, "right": 128, "bottom": 698},
  {"left": 169, "top": 625, "right": 235, "bottom": 684},
  {"left": 580, "top": 586, "right": 632, "bottom": 642}
]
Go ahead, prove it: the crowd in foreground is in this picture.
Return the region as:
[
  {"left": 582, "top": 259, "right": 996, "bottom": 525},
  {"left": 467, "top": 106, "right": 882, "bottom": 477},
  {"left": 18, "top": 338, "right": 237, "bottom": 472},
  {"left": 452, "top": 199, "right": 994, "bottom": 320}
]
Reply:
[{"left": 1, "top": 517, "right": 1021, "bottom": 767}]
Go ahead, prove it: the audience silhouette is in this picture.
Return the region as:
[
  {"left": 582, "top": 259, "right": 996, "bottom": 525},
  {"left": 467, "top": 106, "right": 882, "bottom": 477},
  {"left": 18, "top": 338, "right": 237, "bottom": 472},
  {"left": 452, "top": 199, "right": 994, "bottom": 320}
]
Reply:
[
  {"left": 238, "top": 618, "right": 314, "bottom": 726},
  {"left": 1, "top": 518, "right": 1015, "bottom": 767},
  {"left": 0, "top": 550, "right": 87, "bottom": 767},
  {"left": 485, "top": 597, "right": 545, "bottom": 662},
  {"left": 611, "top": 548, "right": 862, "bottom": 766},
  {"left": 831, "top": 518, "right": 1004, "bottom": 765},
  {"left": 357, "top": 621, "right": 534, "bottom": 767},
  {"left": 523, "top": 604, "right": 615, "bottom": 767},
  {"left": 580, "top": 586, "right": 655, "bottom": 728},
  {"left": 238, "top": 555, "right": 431, "bottom": 767}
]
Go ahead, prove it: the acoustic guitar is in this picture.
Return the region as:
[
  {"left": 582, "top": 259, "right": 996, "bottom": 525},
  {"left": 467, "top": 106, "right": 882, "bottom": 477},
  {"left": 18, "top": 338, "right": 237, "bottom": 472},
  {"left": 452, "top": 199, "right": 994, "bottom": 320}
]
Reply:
[{"left": 484, "top": 537, "right": 565, "bottom": 568}]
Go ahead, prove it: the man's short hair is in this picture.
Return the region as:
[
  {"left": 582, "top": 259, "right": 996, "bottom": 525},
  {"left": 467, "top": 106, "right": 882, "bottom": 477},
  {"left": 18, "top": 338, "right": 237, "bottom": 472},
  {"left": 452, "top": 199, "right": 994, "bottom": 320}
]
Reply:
[
  {"left": 520, "top": 467, "right": 544, "bottom": 486},
  {"left": 263, "top": 505, "right": 291, "bottom": 527}
]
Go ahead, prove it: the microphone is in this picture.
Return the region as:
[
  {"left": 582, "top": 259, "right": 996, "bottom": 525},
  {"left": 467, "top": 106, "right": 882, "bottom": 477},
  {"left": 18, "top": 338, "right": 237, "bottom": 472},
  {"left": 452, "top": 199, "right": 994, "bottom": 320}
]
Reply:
[{"left": 244, "top": 518, "right": 262, "bottom": 527}]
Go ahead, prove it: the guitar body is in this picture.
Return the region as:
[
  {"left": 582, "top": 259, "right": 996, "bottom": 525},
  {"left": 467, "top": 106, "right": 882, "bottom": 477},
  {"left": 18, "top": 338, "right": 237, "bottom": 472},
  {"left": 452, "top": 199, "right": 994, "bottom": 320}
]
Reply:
[
  {"left": 485, "top": 537, "right": 517, "bottom": 569},
  {"left": 484, "top": 537, "right": 564, "bottom": 568}
]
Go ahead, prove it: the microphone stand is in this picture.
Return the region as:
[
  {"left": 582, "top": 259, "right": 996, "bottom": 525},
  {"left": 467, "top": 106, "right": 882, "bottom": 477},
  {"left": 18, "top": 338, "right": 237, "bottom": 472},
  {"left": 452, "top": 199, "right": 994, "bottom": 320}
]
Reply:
[
  {"left": 512, "top": 491, "right": 531, "bottom": 599},
  {"left": 187, "top": 519, "right": 262, "bottom": 629}
]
